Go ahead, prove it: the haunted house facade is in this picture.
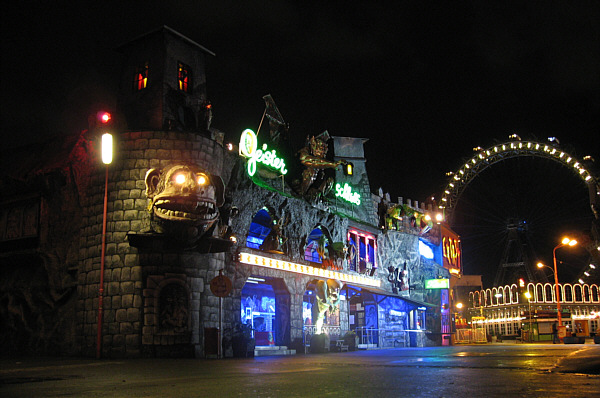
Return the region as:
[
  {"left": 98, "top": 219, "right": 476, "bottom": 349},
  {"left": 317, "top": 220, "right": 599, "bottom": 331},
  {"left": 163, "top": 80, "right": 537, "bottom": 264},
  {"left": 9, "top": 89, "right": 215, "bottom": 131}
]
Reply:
[{"left": 0, "top": 27, "right": 456, "bottom": 358}]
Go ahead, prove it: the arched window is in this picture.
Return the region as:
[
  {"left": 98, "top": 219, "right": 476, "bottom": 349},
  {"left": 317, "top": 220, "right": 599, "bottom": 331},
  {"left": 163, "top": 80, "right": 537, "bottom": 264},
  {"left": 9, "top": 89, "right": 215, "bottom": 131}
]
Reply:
[
  {"left": 574, "top": 285, "right": 583, "bottom": 302},
  {"left": 564, "top": 284, "right": 573, "bottom": 303},
  {"left": 247, "top": 208, "right": 273, "bottom": 249},
  {"left": 584, "top": 285, "right": 591, "bottom": 302},
  {"left": 591, "top": 285, "right": 599, "bottom": 302},
  {"left": 472, "top": 291, "right": 480, "bottom": 308},
  {"left": 493, "top": 288, "right": 502, "bottom": 305},
  {"left": 510, "top": 285, "right": 518, "bottom": 304},
  {"left": 536, "top": 284, "right": 544, "bottom": 303},
  {"left": 544, "top": 284, "right": 554, "bottom": 302},
  {"left": 484, "top": 289, "right": 492, "bottom": 307}
]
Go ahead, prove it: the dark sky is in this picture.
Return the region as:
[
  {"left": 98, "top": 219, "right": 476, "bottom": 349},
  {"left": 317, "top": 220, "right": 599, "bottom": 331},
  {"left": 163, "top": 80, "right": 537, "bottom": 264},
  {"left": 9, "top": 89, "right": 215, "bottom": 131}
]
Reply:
[{"left": 2, "top": 1, "right": 599, "bottom": 286}]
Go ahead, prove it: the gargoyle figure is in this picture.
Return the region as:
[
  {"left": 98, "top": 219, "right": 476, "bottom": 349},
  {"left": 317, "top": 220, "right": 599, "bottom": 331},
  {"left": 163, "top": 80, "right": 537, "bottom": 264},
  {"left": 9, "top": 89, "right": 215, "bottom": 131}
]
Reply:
[
  {"left": 296, "top": 131, "right": 347, "bottom": 202},
  {"left": 386, "top": 204, "right": 433, "bottom": 234},
  {"left": 311, "top": 279, "right": 343, "bottom": 334},
  {"left": 145, "top": 163, "right": 225, "bottom": 244}
]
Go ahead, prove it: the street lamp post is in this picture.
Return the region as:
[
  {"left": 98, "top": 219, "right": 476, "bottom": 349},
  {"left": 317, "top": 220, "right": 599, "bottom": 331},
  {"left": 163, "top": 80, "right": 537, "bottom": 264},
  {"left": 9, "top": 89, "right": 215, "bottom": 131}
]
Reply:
[
  {"left": 552, "top": 237, "right": 577, "bottom": 326},
  {"left": 524, "top": 292, "right": 532, "bottom": 342},
  {"left": 97, "top": 131, "right": 113, "bottom": 359}
]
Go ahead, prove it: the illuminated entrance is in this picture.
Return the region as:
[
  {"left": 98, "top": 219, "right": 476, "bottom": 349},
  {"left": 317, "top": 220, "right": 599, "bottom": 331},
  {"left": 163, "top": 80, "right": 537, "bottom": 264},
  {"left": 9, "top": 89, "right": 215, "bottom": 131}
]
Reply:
[
  {"left": 348, "top": 287, "right": 430, "bottom": 347},
  {"left": 241, "top": 276, "right": 290, "bottom": 347}
]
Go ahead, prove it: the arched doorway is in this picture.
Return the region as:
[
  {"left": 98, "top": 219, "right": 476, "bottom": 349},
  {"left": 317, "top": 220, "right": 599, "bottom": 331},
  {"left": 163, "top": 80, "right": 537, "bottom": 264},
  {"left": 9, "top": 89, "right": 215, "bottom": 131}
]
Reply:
[
  {"left": 240, "top": 276, "right": 290, "bottom": 347},
  {"left": 302, "top": 280, "right": 342, "bottom": 345}
]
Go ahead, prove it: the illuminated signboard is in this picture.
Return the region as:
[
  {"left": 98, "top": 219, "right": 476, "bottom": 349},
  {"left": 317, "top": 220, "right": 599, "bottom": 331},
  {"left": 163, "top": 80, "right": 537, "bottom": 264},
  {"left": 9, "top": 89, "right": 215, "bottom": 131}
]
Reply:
[
  {"left": 441, "top": 224, "right": 462, "bottom": 274},
  {"left": 335, "top": 183, "right": 361, "bottom": 205},
  {"left": 239, "top": 129, "right": 288, "bottom": 177},
  {"left": 425, "top": 278, "right": 450, "bottom": 289}
]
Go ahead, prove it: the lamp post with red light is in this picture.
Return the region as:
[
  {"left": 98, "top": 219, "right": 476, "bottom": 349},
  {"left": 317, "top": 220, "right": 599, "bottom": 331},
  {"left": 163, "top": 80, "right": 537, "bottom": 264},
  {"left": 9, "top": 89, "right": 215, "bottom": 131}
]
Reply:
[{"left": 97, "top": 112, "right": 113, "bottom": 359}]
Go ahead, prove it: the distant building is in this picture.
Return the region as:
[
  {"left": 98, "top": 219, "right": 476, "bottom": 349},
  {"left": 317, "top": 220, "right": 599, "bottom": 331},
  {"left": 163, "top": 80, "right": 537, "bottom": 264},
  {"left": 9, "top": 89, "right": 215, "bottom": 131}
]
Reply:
[{"left": 469, "top": 282, "right": 600, "bottom": 341}]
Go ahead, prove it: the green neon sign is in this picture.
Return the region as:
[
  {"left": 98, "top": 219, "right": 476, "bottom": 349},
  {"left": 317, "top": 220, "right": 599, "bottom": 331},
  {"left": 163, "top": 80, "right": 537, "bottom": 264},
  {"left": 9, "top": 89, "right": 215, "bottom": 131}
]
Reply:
[
  {"left": 335, "top": 183, "right": 361, "bottom": 205},
  {"left": 239, "top": 129, "right": 288, "bottom": 177},
  {"left": 425, "top": 278, "right": 449, "bottom": 289}
]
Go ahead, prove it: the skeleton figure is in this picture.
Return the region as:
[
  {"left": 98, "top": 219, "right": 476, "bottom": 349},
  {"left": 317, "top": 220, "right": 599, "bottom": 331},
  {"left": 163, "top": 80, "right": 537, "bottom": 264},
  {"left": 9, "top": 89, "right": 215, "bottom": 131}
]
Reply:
[
  {"left": 145, "top": 163, "right": 225, "bottom": 244},
  {"left": 296, "top": 131, "right": 347, "bottom": 202},
  {"left": 312, "top": 279, "right": 343, "bottom": 334}
]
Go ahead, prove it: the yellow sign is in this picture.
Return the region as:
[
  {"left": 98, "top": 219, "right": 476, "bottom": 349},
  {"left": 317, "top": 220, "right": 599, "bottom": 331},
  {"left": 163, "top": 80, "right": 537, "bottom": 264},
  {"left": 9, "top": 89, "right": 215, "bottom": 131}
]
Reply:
[{"left": 210, "top": 274, "right": 232, "bottom": 297}]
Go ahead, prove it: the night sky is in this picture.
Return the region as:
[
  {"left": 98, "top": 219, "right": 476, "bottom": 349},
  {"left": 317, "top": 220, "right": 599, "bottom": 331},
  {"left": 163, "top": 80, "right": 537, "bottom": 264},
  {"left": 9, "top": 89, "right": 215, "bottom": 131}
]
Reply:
[{"left": 2, "top": 2, "right": 599, "bottom": 287}]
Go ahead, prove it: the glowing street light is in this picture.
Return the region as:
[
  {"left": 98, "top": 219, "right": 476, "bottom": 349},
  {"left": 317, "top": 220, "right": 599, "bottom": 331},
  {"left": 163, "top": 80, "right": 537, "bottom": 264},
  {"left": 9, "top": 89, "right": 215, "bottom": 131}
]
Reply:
[
  {"left": 552, "top": 237, "right": 578, "bottom": 329},
  {"left": 536, "top": 261, "right": 554, "bottom": 277},
  {"left": 97, "top": 113, "right": 113, "bottom": 359},
  {"left": 101, "top": 133, "right": 113, "bottom": 164}
]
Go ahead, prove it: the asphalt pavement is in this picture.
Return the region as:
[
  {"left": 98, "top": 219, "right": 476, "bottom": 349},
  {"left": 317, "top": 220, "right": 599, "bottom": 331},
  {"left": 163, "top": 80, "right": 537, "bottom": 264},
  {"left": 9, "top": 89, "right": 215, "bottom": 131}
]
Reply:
[{"left": 1, "top": 343, "right": 599, "bottom": 397}]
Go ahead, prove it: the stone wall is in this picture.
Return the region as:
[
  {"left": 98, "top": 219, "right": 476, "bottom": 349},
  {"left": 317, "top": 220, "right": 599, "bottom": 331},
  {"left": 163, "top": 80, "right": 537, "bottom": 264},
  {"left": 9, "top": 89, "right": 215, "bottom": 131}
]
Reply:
[
  {"left": 77, "top": 130, "right": 225, "bottom": 357},
  {"left": 377, "top": 230, "right": 449, "bottom": 300}
]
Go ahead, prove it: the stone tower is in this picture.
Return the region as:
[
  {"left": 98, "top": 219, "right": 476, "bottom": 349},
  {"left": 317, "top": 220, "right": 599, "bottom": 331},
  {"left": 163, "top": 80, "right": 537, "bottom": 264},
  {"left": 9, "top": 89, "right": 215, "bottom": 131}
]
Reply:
[
  {"left": 77, "top": 27, "right": 228, "bottom": 358},
  {"left": 116, "top": 25, "right": 215, "bottom": 132},
  {"left": 331, "top": 136, "right": 377, "bottom": 225}
]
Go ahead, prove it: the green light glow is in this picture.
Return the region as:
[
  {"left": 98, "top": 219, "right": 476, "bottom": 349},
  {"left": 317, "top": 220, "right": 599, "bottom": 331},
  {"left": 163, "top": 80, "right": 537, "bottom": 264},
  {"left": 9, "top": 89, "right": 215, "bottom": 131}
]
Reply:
[
  {"left": 239, "top": 129, "right": 288, "bottom": 177},
  {"left": 425, "top": 278, "right": 450, "bottom": 289},
  {"left": 335, "top": 183, "right": 361, "bottom": 205}
]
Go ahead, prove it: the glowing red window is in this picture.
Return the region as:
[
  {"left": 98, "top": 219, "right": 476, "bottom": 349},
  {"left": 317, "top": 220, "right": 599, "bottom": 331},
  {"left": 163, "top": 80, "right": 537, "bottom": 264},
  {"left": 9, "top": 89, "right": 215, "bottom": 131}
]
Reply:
[
  {"left": 178, "top": 62, "right": 192, "bottom": 93},
  {"left": 133, "top": 63, "right": 148, "bottom": 91}
]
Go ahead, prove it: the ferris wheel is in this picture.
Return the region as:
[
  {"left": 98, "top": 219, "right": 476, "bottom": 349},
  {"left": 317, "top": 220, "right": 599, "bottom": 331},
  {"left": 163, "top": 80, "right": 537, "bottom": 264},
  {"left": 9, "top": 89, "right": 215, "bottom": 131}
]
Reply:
[{"left": 438, "top": 135, "right": 600, "bottom": 285}]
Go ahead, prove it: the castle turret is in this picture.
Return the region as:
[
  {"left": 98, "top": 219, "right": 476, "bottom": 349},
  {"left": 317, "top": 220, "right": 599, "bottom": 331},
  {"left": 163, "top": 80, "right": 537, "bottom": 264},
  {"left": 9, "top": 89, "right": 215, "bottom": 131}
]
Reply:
[{"left": 116, "top": 26, "right": 215, "bottom": 132}]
